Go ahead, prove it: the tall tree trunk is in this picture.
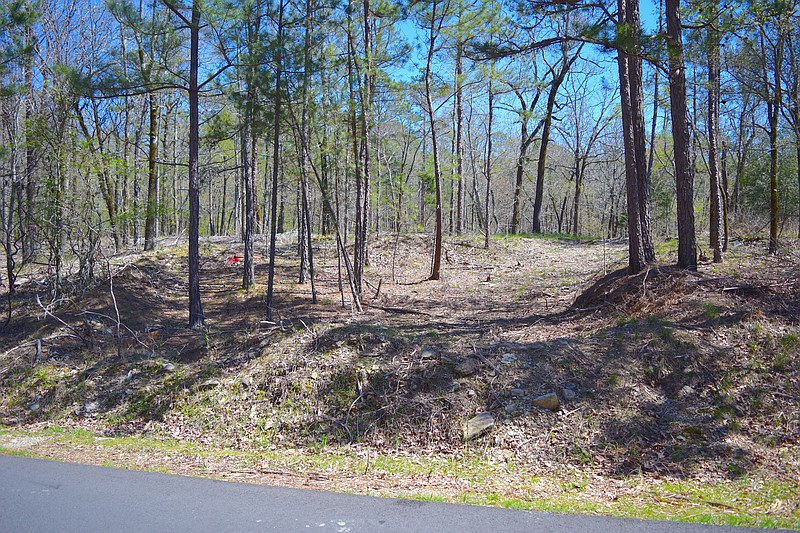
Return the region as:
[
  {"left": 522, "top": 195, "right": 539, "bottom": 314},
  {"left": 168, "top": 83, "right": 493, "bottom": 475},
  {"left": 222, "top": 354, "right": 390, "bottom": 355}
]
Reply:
[
  {"left": 24, "top": 30, "right": 36, "bottom": 262},
  {"left": 345, "top": 4, "right": 365, "bottom": 294},
  {"left": 532, "top": 82, "right": 557, "bottom": 234},
  {"left": 532, "top": 42, "right": 579, "bottom": 233},
  {"left": 628, "top": 1, "right": 656, "bottom": 264},
  {"left": 298, "top": 0, "right": 317, "bottom": 302},
  {"left": 187, "top": 0, "right": 204, "bottom": 327},
  {"left": 767, "top": 99, "right": 780, "bottom": 254},
  {"left": 666, "top": 0, "right": 697, "bottom": 270},
  {"left": 359, "top": 0, "right": 374, "bottom": 285},
  {"left": 766, "top": 31, "right": 784, "bottom": 255},
  {"left": 646, "top": 1, "right": 662, "bottom": 186},
  {"left": 618, "top": 0, "right": 646, "bottom": 273},
  {"left": 721, "top": 141, "right": 730, "bottom": 251},
  {"left": 511, "top": 88, "right": 539, "bottom": 235},
  {"left": 425, "top": 0, "right": 444, "bottom": 280},
  {"left": 707, "top": 0, "right": 722, "bottom": 263},
  {"left": 144, "top": 92, "right": 159, "bottom": 251},
  {"left": 484, "top": 73, "right": 494, "bottom": 249},
  {"left": 794, "top": 137, "right": 800, "bottom": 239},
  {"left": 266, "top": 0, "right": 285, "bottom": 320},
  {"left": 5, "top": 144, "right": 19, "bottom": 298},
  {"left": 242, "top": 121, "right": 255, "bottom": 289},
  {"left": 455, "top": 40, "right": 465, "bottom": 234},
  {"left": 571, "top": 158, "right": 586, "bottom": 235}
]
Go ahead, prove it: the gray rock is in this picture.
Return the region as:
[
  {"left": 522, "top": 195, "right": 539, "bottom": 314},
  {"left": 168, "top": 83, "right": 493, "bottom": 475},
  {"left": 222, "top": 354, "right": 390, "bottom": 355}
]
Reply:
[
  {"left": 454, "top": 358, "right": 478, "bottom": 377},
  {"left": 198, "top": 379, "right": 220, "bottom": 391},
  {"left": 501, "top": 353, "right": 517, "bottom": 364},
  {"left": 463, "top": 412, "right": 495, "bottom": 440},
  {"left": 678, "top": 385, "right": 695, "bottom": 399},
  {"left": 562, "top": 388, "right": 577, "bottom": 401},
  {"left": 504, "top": 402, "right": 518, "bottom": 415},
  {"left": 531, "top": 392, "right": 560, "bottom": 411},
  {"left": 448, "top": 381, "right": 462, "bottom": 393},
  {"left": 510, "top": 388, "right": 526, "bottom": 397},
  {"left": 27, "top": 401, "right": 40, "bottom": 413},
  {"left": 419, "top": 347, "right": 437, "bottom": 360}
]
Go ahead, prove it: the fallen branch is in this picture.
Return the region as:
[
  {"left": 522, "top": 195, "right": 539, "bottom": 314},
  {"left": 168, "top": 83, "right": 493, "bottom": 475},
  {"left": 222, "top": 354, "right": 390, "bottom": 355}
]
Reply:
[
  {"left": 471, "top": 343, "right": 501, "bottom": 376},
  {"left": 721, "top": 281, "right": 791, "bottom": 292},
  {"left": 36, "top": 294, "right": 88, "bottom": 345},
  {"left": 365, "top": 303, "right": 433, "bottom": 316}
]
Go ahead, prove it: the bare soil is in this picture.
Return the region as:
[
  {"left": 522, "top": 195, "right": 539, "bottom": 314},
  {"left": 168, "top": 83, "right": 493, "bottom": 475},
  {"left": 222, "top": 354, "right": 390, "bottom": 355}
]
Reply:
[{"left": 1, "top": 234, "right": 799, "bottom": 520}]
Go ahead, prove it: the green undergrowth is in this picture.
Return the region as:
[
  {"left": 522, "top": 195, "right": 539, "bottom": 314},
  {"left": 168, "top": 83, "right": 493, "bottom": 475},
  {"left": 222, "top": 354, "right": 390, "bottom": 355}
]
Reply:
[{"left": 1, "top": 425, "right": 797, "bottom": 529}]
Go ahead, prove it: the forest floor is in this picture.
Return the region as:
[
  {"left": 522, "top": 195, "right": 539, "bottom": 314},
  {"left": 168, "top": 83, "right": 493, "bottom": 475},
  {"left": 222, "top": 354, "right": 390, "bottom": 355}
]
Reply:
[{"left": 1, "top": 232, "right": 799, "bottom": 528}]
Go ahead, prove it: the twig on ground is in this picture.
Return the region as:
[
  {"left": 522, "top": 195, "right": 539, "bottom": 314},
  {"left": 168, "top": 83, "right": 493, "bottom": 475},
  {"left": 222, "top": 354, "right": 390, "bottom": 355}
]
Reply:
[
  {"left": 471, "top": 342, "right": 500, "bottom": 376},
  {"left": 365, "top": 304, "right": 433, "bottom": 316},
  {"left": 35, "top": 294, "right": 87, "bottom": 345}
]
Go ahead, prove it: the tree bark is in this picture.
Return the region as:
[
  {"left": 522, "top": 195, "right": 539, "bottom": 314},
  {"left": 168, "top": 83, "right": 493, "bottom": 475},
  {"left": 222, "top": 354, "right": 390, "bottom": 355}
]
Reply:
[
  {"left": 455, "top": 40, "right": 464, "bottom": 235},
  {"left": 266, "top": 0, "right": 285, "bottom": 320},
  {"left": 617, "top": 0, "right": 646, "bottom": 273},
  {"left": 484, "top": 73, "right": 494, "bottom": 249},
  {"left": 144, "top": 92, "right": 159, "bottom": 251},
  {"left": 187, "top": 0, "right": 204, "bottom": 327},
  {"left": 707, "top": 0, "right": 722, "bottom": 263},
  {"left": 629, "top": 0, "right": 655, "bottom": 264},
  {"left": 666, "top": 0, "right": 697, "bottom": 270},
  {"left": 425, "top": 0, "right": 444, "bottom": 279}
]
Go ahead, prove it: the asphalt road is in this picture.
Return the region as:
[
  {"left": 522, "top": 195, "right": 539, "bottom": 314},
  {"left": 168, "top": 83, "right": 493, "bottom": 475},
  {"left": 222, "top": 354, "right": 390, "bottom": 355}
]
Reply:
[{"left": 0, "top": 455, "right": 783, "bottom": 532}]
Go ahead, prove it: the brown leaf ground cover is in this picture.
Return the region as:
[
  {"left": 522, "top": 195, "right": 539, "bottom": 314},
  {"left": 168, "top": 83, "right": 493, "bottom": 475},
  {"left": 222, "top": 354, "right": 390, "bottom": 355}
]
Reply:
[{"left": 1, "top": 233, "right": 798, "bottom": 527}]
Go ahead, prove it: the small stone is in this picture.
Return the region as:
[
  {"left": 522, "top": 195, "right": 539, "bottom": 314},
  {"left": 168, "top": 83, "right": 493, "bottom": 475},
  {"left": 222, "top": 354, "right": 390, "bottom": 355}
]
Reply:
[
  {"left": 162, "top": 362, "right": 176, "bottom": 372},
  {"left": 531, "top": 392, "right": 560, "bottom": 411},
  {"left": 510, "top": 388, "right": 526, "bottom": 397},
  {"left": 464, "top": 412, "right": 495, "bottom": 440},
  {"left": 501, "top": 353, "right": 517, "bottom": 364},
  {"left": 27, "top": 401, "right": 40, "bottom": 412},
  {"left": 504, "top": 402, "right": 518, "bottom": 415},
  {"left": 678, "top": 385, "right": 695, "bottom": 399},
  {"left": 419, "top": 347, "right": 436, "bottom": 359},
  {"left": 454, "top": 358, "right": 478, "bottom": 377},
  {"left": 198, "top": 379, "right": 220, "bottom": 391},
  {"left": 562, "top": 388, "right": 577, "bottom": 401}
]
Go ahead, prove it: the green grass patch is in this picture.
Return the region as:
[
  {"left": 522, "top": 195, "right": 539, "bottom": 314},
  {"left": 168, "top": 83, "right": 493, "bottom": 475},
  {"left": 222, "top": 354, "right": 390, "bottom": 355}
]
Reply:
[{"left": 1, "top": 425, "right": 798, "bottom": 529}]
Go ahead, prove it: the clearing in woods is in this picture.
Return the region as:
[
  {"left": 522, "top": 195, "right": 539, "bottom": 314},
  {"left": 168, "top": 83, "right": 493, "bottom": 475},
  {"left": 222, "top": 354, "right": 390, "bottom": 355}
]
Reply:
[{"left": 1, "top": 233, "right": 798, "bottom": 528}]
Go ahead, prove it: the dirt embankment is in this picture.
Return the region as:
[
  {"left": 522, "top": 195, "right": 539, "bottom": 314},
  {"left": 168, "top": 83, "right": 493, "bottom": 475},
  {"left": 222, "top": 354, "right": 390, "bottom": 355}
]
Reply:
[{"left": 1, "top": 235, "right": 798, "bottom": 493}]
